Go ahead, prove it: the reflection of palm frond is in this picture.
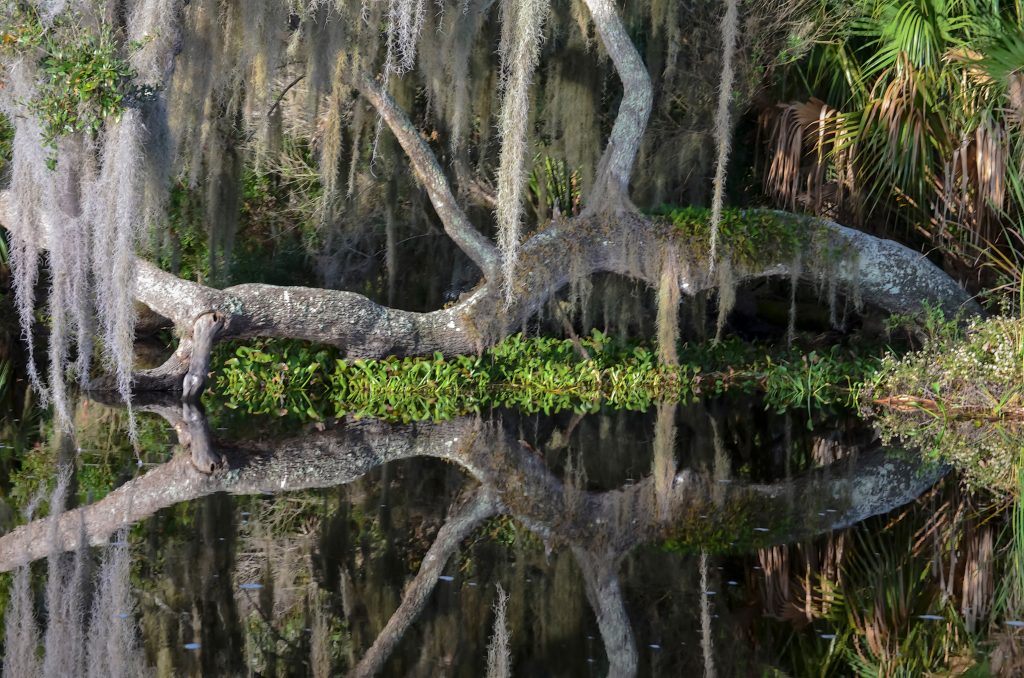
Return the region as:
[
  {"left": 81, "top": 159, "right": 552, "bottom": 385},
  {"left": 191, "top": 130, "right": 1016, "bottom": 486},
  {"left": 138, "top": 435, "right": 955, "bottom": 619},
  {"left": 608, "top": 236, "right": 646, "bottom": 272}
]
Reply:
[
  {"left": 813, "top": 521, "right": 973, "bottom": 676},
  {"left": 993, "top": 455, "right": 1024, "bottom": 622}
]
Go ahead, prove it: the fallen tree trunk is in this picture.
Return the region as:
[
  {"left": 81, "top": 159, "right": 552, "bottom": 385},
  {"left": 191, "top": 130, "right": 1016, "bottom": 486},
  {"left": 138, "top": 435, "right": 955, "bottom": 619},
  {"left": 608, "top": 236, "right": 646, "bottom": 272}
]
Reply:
[{"left": 0, "top": 189, "right": 979, "bottom": 397}]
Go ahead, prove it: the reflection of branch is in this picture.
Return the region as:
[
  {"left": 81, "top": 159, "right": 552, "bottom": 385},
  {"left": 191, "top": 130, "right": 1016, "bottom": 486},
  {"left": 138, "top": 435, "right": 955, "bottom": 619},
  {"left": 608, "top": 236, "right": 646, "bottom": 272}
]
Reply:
[
  {"left": 0, "top": 403, "right": 951, "bottom": 678},
  {"left": 351, "top": 489, "right": 501, "bottom": 678},
  {"left": 0, "top": 405, "right": 945, "bottom": 574},
  {"left": 572, "top": 546, "right": 637, "bottom": 678}
]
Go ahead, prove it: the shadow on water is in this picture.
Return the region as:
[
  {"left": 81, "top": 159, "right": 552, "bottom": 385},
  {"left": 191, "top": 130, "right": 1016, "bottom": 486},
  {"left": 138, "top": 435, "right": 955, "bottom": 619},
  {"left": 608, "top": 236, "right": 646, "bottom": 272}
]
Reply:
[{"left": 0, "top": 389, "right": 974, "bottom": 677}]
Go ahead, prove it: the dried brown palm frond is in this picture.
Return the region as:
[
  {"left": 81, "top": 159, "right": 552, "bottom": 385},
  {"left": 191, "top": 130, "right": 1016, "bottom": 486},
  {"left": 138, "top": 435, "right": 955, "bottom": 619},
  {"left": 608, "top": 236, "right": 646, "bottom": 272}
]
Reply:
[{"left": 761, "top": 98, "right": 854, "bottom": 218}]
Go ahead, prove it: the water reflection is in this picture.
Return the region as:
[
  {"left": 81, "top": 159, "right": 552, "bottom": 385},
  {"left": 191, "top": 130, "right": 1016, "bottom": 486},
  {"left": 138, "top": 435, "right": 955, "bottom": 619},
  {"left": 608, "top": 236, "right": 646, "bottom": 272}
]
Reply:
[{"left": 0, "top": 395, "right": 947, "bottom": 676}]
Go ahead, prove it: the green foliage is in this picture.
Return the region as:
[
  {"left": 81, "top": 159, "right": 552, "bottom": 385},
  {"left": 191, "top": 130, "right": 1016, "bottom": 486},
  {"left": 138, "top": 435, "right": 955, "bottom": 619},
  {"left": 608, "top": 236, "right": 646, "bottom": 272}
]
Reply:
[
  {"left": 882, "top": 299, "right": 964, "bottom": 346},
  {"left": 657, "top": 206, "right": 806, "bottom": 268},
  {"left": 661, "top": 494, "right": 794, "bottom": 554},
  {"left": 771, "top": 0, "right": 1024, "bottom": 277},
  {"left": 4, "top": 408, "right": 170, "bottom": 519},
  {"left": 529, "top": 155, "right": 581, "bottom": 219},
  {"left": 218, "top": 341, "right": 333, "bottom": 420},
  {"left": 3, "top": 11, "right": 151, "bottom": 167},
  {"left": 6, "top": 442, "right": 55, "bottom": 514},
  {"left": 0, "top": 112, "right": 13, "bottom": 180},
  {"left": 866, "top": 313, "right": 1024, "bottom": 493},
  {"left": 33, "top": 29, "right": 138, "bottom": 146},
  {"left": 762, "top": 347, "right": 878, "bottom": 421},
  {"left": 211, "top": 333, "right": 881, "bottom": 424}
]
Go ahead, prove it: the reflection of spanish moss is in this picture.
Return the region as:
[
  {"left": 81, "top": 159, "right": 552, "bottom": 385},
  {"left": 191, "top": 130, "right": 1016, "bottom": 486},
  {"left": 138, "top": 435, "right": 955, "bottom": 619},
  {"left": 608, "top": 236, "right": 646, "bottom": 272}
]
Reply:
[
  {"left": 310, "top": 587, "right": 333, "bottom": 678},
  {"left": 42, "top": 463, "right": 86, "bottom": 678},
  {"left": 700, "top": 551, "right": 716, "bottom": 678},
  {"left": 2, "top": 465, "right": 149, "bottom": 677},
  {"left": 485, "top": 584, "right": 511, "bottom": 678},
  {"left": 3, "top": 494, "right": 43, "bottom": 678},
  {"left": 86, "top": 530, "right": 147, "bottom": 676},
  {"left": 653, "top": 402, "right": 678, "bottom": 522}
]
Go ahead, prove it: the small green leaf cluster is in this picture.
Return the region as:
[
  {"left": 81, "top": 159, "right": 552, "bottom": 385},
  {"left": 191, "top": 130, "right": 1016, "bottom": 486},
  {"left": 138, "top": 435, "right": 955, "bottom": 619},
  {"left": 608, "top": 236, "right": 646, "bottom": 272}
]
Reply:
[
  {"left": 656, "top": 205, "right": 805, "bottom": 268},
  {"left": 2, "top": 9, "right": 148, "bottom": 167},
  {"left": 218, "top": 342, "right": 333, "bottom": 420},
  {"left": 32, "top": 26, "right": 141, "bottom": 160},
  {"left": 866, "top": 313, "right": 1024, "bottom": 494},
  {"left": 661, "top": 493, "right": 795, "bottom": 554}
]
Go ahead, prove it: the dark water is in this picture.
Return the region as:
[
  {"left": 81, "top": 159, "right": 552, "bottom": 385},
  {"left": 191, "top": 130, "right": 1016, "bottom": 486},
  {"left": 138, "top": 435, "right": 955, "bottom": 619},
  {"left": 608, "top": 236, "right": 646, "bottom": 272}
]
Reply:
[{"left": 4, "top": 386, "right": 1008, "bottom": 677}]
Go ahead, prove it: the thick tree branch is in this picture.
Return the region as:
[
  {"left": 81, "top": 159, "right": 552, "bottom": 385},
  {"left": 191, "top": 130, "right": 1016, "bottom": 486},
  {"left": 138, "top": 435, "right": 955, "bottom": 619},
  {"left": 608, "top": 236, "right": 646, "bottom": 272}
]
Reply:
[
  {"left": 580, "top": 0, "right": 654, "bottom": 213},
  {"left": 128, "top": 213, "right": 978, "bottom": 360},
  {"left": 353, "top": 71, "right": 499, "bottom": 276},
  {"left": 0, "top": 194, "right": 979, "bottom": 396}
]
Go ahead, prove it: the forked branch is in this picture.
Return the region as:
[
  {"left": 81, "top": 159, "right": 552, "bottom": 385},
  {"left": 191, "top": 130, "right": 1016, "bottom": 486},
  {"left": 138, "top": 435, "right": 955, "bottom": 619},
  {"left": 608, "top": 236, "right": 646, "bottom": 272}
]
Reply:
[{"left": 353, "top": 70, "right": 499, "bottom": 276}]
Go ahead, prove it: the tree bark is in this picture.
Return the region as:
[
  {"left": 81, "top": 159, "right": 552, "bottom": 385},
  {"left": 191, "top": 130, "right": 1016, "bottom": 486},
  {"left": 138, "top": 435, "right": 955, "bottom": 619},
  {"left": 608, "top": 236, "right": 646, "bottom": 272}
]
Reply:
[
  {"left": 580, "top": 0, "right": 654, "bottom": 212},
  {"left": 0, "top": 195, "right": 979, "bottom": 397}
]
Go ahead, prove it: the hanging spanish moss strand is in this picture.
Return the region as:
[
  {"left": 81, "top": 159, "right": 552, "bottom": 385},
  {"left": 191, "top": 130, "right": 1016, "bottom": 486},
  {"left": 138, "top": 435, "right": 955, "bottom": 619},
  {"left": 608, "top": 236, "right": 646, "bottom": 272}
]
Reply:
[
  {"left": 445, "top": 2, "right": 483, "bottom": 154},
  {"left": 128, "top": 0, "right": 178, "bottom": 254},
  {"left": 656, "top": 246, "right": 680, "bottom": 365},
  {"left": 6, "top": 112, "right": 50, "bottom": 403},
  {"left": 86, "top": 110, "right": 148, "bottom": 442},
  {"left": 46, "top": 213, "right": 76, "bottom": 429},
  {"left": 371, "top": 0, "right": 428, "bottom": 163},
  {"left": 495, "top": 0, "right": 548, "bottom": 306},
  {"left": 708, "top": 0, "right": 739, "bottom": 269}
]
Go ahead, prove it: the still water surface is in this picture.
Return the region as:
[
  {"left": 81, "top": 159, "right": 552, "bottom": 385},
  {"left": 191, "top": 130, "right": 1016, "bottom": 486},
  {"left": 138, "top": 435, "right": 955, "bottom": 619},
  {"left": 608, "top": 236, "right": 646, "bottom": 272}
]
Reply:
[{"left": 1, "top": 389, "right": 985, "bottom": 677}]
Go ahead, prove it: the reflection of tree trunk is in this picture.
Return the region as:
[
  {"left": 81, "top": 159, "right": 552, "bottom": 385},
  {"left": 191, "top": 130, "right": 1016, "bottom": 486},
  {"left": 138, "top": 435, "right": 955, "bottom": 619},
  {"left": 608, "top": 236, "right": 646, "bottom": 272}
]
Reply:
[
  {"left": 573, "top": 546, "right": 637, "bottom": 678},
  {"left": 0, "top": 407, "right": 945, "bottom": 574},
  {"left": 350, "top": 489, "right": 500, "bottom": 678},
  {"left": 0, "top": 405, "right": 952, "bottom": 677}
]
